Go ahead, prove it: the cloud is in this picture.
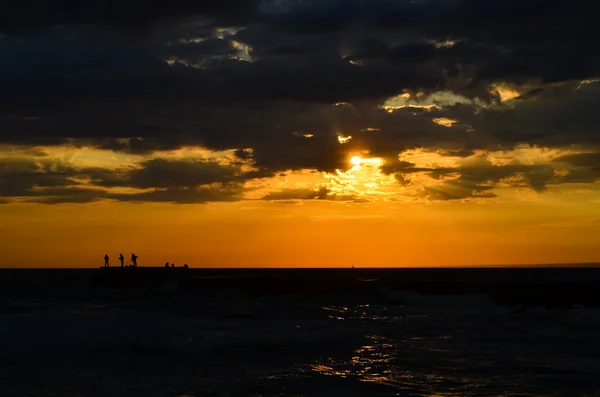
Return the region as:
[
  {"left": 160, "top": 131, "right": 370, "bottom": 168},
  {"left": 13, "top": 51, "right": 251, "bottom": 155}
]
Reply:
[
  {"left": 418, "top": 184, "right": 497, "bottom": 201},
  {"left": 259, "top": 186, "right": 358, "bottom": 202},
  {"left": 384, "top": 150, "right": 561, "bottom": 200},
  {"left": 0, "top": 1, "right": 261, "bottom": 33},
  {"left": 555, "top": 153, "right": 600, "bottom": 168},
  {"left": 260, "top": 187, "right": 329, "bottom": 201},
  {"left": 3, "top": 145, "right": 600, "bottom": 204},
  {"left": 105, "top": 185, "right": 246, "bottom": 204},
  {"left": 2, "top": 1, "right": 600, "bottom": 204},
  {"left": 553, "top": 152, "right": 600, "bottom": 184},
  {"left": 0, "top": 157, "right": 79, "bottom": 198},
  {"left": 90, "top": 158, "right": 244, "bottom": 188},
  {"left": 0, "top": 155, "right": 254, "bottom": 204}
]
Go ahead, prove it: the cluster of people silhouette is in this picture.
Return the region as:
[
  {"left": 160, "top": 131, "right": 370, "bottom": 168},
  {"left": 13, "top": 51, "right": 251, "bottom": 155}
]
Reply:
[
  {"left": 103, "top": 253, "right": 137, "bottom": 267},
  {"left": 102, "top": 254, "right": 187, "bottom": 268},
  {"left": 164, "top": 262, "right": 188, "bottom": 269}
]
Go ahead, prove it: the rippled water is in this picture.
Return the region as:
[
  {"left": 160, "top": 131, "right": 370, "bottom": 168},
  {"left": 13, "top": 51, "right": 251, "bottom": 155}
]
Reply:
[{"left": 1, "top": 270, "right": 599, "bottom": 396}]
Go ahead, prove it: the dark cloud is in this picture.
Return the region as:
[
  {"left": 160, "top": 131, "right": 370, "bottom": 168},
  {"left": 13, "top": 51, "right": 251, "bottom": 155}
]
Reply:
[
  {"left": 260, "top": 186, "right": 361, "bottom": 202},
  {"left": 389, "top": 43, "right": 437, "bottom": 64},
  {"left": 27, "top": 187, "right": 109, "bottom": 205},
  {"left": 553, "top": 152, "right": 600, "bottom": 184},
  {"left": 260, "top": 187, "right": 330, "bottom": 201},
  {"left": 98, "top": 158, "right": 243, "bottom": 189},
  {"left": 0, "top": 158, "right": 79, "bottom": 199},
  {"left": 0, "top": 157, "right": 252, "bottom": 204},
  {"left": 0, "top": 1, "right": 260, "bottom": 34},
  {"left": 167, "top": 38, "right": 238, "bottom": 65},
  {"left": 389, "top": 156, "right": 557, "bottom": 200},
  {"left": 555, "top": 153, "right": 600, "bottom": 168},
  {"left": 418, "top": 184, "right": 497, "bottom": 201},
  {"left": 2, "top": 147, "right": 599, "bottom": 204},
  {"left": 1, "top": 0, "right": 600, "bottom": 204},
  {"left": 380, "top": 160, "right": 421, "bottom": 175},
  {"left": 105, "top": 185, "right": 246, "bottom": 204},
  {"left": 347, "top": 37, "right": 390, "bottom": 61},
  {"left": 0, "top": 31, "right": 443, "bottom": 106}
]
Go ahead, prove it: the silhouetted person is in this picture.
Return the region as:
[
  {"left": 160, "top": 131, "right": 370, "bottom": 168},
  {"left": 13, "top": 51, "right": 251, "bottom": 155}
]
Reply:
[
  {"left": 104, "top": 254, "right": 109, "bottom": 267},
  {"left": 119, "top": 253, "right": 124, "bottom": 267},
  {"left": 131, "top": 253, "right": 138, "bottom": 267},
  {"left": 171, "top": 263, "right": 174, "bottom": 268},
  {"left": 165, "top": 262, "right": 169, "bottom": 268},
  {"left": 183, "top": 264, "right": 189, "bottom": 269}
]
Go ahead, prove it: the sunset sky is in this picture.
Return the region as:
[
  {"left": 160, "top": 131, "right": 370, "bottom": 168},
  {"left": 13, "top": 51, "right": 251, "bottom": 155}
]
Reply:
[{"left": 1, "top": 0, "right": 600, "bottom": 267}]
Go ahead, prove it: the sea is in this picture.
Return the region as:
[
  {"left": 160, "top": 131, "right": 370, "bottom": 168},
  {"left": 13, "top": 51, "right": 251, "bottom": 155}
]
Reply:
[{"left": 1, "top": 267, "right": 599, "bottom": 396}]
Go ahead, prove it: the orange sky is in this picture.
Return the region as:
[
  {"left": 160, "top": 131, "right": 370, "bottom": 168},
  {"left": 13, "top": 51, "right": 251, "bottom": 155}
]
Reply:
[
  {"left": 2, "top": 140, "right": 600, "bottom": 267},
  {"left": 2, "top": 141, "right": 600, "bottom": 267},
  {"left": 2, "top": 10, "right": 600, "bottom": 268},
  {"left": 2, "top": 190, "right": 599, "bottom": 268}
]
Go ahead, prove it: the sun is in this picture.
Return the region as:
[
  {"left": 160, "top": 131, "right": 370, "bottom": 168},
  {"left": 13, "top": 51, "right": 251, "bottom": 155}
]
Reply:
[
  {"left": 350, "top": 156, "right": 383, "bottom": 168},
  {"left": 323, "top": 155, "right": 391, "bottom": 199}
]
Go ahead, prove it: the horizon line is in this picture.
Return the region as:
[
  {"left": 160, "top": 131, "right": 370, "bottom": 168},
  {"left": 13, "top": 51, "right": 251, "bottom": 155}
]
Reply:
[{"left": 2, "top": 262, "right": 600, "bottom": 270}]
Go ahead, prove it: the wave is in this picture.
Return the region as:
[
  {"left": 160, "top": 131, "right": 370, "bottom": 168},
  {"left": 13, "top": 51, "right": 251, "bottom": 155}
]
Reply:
[
  {"left": 378, "top": 288, "right": 501, "bottom": 314},
  {"left": 562, "top": 308, "right": 600, "bottom": 328}
]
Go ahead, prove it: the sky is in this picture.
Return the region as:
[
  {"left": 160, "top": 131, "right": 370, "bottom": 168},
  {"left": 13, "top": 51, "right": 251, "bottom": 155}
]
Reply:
[{"left": 1, "top": 0, "right": 600, "bottom": 267}]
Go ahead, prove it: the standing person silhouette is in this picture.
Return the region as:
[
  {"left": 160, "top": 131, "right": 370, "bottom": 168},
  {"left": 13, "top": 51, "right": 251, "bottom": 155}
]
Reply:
[
  {"left": 104, "top": 254, "right": 109, "bottom": 267},
  {"left": 131, "top": 253, "right": 138, "bottom": 267},
  {"left": 119, "top": 253, "right": 124, "bottom": 267}
]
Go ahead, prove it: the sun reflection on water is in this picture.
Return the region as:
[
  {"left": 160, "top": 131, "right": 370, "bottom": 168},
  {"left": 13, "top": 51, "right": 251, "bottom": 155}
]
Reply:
[{"left": 309, "top": 334, "right": 397, "bottom": 384}]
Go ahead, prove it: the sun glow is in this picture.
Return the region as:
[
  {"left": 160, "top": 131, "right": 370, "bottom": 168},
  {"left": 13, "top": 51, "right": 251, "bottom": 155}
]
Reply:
[
  {"left": 348, "top": 156, "right": 384, "bottom": 173},
  {"left": 321, "top": 155, "right": 394, "bottom": 201},
  {"left": 350, "top": 156, "right": 383, "bottom": 167}
]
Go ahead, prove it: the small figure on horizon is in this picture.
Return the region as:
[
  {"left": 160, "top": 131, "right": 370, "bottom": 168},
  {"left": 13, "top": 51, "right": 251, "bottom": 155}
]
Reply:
[
  {"left": 165, "top": 262, "right": 169, "bottom": 268},
  {"left": 119, "top": 253, "right": 124, "bottom": 267},
  {"left": 171, "top": 263, "right": 174, "bottom": 268},
  {"left": 104, "top": 254, "right": 109, "bottom": 267},
  {"left": 131, "top": 253, "right": 138, "bottom": 267},
  {"left": 183, "top": 264, "right": 189, "bottom": 269}
]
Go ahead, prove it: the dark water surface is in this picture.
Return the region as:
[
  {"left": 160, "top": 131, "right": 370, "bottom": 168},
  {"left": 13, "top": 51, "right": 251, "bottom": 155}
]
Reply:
[{"left": 1, "top": 268, "right": 599, "bottom": 396}]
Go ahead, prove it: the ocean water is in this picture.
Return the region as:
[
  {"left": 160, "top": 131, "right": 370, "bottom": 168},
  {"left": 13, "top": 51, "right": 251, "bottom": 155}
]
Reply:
[{"left": 1, "top": 268, "right": 599, "bottom": 396}]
